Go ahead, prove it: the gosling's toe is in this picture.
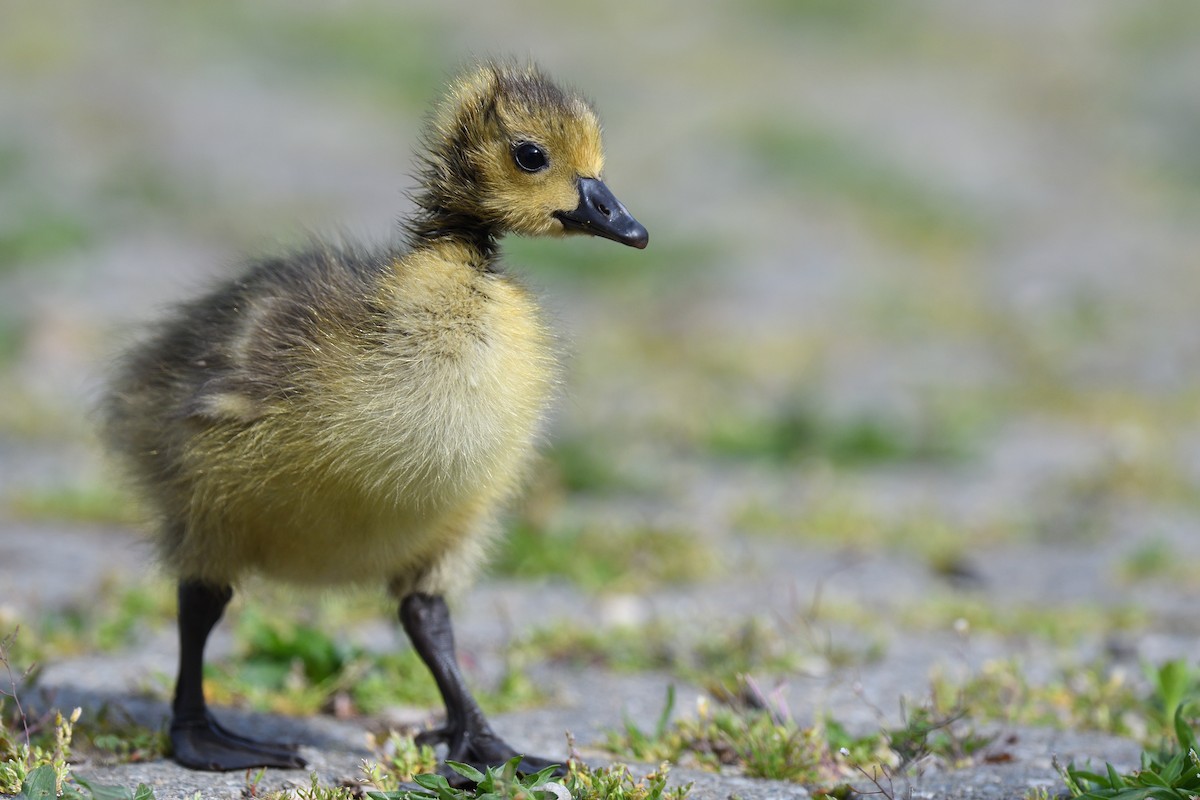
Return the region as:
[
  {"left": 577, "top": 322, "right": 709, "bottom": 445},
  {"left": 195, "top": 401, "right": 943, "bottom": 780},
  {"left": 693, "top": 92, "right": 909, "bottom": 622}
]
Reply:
[{"left": 170, "top": 714, "right": 308, "bottom": 772}]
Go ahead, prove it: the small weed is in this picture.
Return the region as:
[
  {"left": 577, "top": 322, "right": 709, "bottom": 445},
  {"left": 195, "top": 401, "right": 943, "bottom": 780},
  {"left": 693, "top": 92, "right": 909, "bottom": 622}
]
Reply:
[
  {"left": 7, "top": 482, "right": 138, "bottom": 526},
  {"left": 2, "top": 643, "right": 109, "bottom": 796},
  {"left": 74, "top": 707, "right": 168, "bottom": 765},
  {"left": 539, "top": 437, "right": 636, "bottom": 496},
  {"left": 933, "top": 660, "right": 1137, "bottom": 738},
  {"left": 692, "top": 618, "right": 812, "bottom": 680},
  {"left": 159, "top": 1, "right": 444, "bottom": 112},
  {"left": 1, "top": 629, "right": 78, "bottom": 795},
  {"left": 361, "top": 731, "right": 440, "bottom": 790},
  {"left": 1, "top": 708, "right": 79, "bottom": 798},
  {"left": 363, "top": 733, "right": 694, "bottom": 800},
  {"left": 1119, "top": 537, "right": 1196, "bottom": 585},
  {"left": 609, "top": 685, "right": 680, "bottom": 764},
  {"left": 261, "top": 772, "right": 358, "bottom": 800},
  {"left": 1030, "top": 446, "right": 1200, "bottom": 543},
  {"left": 1058, "top": 706, "right": 1200, "bottom": 799},
  {"left": 742, "top": 120, "right": 987, "bottom": 254},
  {"left": 1146, "top": 659, "right": 1200, "bottom": 739},
  {"left": 743, "top": 0, "right": 910, "bottom": 37},
  {"left": 932, "top": 658, "right": 1200, "bottom": 746},
  {"left": 208, "top": 612, "right": 542, "bottom": 718},
  {"left": 10, "top": 581, "right": 175, "bottom": 666},
  {"left": 3, "top": 628, "right": 166, "bottom": 799},
  {"left": 0, "top": 207, "right": 90, "bottom": 273},
  {"left": 733, "top": 490, "right": 1016, "bottom": 568},
  {"left": 605, "top": 686, "right": 888, "bottom": 789},
  {"left": 504, "top": 235, "right": 714, "bottom": 291},
  {"left": 17, "top": 765, "right": 159, "bottom": 800},
  {"left": 518, "top": 616, "right": 804, "bottom": 684},
  {"left": 366, "top": 756, "right": 560, "bottom": 800},
  {"left": 493, "top": 520, "right": 718, "bottom": 593},
  {"left": 0, "top": 315, "right": 25, "bottom": 369},
  {"left": 0, "top": 384, "right": 80, "bottom": 441},
  {"left": 823, "top": 693, "right": 991, "bottom": 779},
  {"left": 516, "top": 621, "right": 676, "bottom": 673},
  {"left": 563, "top": 759, "right": 691, "bottom": 800},
  {"left": 209, "top": 613, "right": 435, "bottom": 715},
  {"left": 706, "top": 398, "right": 968, "bottom": 467},
  {"left": 882, "top": 703, "right": 990, "bottom": 768},
  {"left": 898, "top": 597, "right": 1146, "bottom": 643}
]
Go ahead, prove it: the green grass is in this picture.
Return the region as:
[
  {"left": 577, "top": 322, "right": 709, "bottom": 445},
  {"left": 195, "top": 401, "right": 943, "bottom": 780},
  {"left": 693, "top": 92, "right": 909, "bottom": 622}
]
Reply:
[
  {"left": 1064, "top": 748, "right": 1200, "bottom": 800},
  {"left": 606, "top": 685, "right": 836, "bottom": 782},
  {"left": 207, "top": 612, "right": 436, "bottom": 715},
  {"left": 1114, "top": 1, "right": 1200, "bottom": 56},
  {"left": 1111, "top": 0, "right": 1200, "bottom": 206},
  {"left": 366, "top": 753, "right": 691, "bottom": 800},
  {"left": 360, "top": 731, "right": 440, "bottom": 791},
  {"left": 1073, "top": 445, "right": 1200, "bottom": 510},
  {"left": 557, "top": 760, "right": 691, "bottom": 800},
  {"left": 493, "top": 519, "right": 718, "bottom": 593},
  {"left": 1060, "top": 707, "right": 1200, "bottom": 799},
  {"left": 1119, "top": 537, "right": 1198, "bottom": 585},
  {"left": 605, "top": 682, "right": 984, "bottom": 793},
  {"left": 73, "top": 708, "right": 168, "bottom": 766},
  {"left": 207, "top": 611, "right": 542, "bottom": 717},
  {"left": 2, "top": 632, "right": 131, "bottom": 798},
  {"left": 742, "top": 120, "right": 987, "bottom": 253},
  {"left": 598, "top": 660, "right": 1200, "bottom": 794},
  {"left": 517, "top": 615, "right": 812, "bottom": 684},
  {"left": 0, "top": 316, "right": 25, "bottom": 369},
  {"left": 706, "top": 397, "right": 972, "bottom": 467},
  {"left": 0, "top": 385, "right": 84, "bottom": 441},
  {"left": 262, "top": 733, "right": 694, "bottom": 800},
  {"left": 539, "top": 436, "right": 640, "bottom": 496},
  {"left": 732, "top": 492, "right": 1012, "bottom": 570},
  {"left": 504, "top": 234, "right": 717, "bottom": 291},
  {"left": 0, "top": 208, "right": 90, "bottom": 274},
  {"left": 932, "top": 659, "right": 1200, "bottom": 746},
  {"left": 1, "top": 706, "right": 80, "bottom": 799},
  {"left": 4, "top": 583, "right": 176, "bottom": 669},
  {"left": 159, "top": 1, "right": 448, "bottom": 112},
  {"left": 743, "top": 0, "right": 909, "bottom": 34},
  {"left": 897, "top": 597, "right": 1146, "bottom": 643},
  {"left": 516, "top": 620, "right": 677, "bottom": 673},
  {"left": 7, "top": 483, "right": 138, "bottom": 526},
  {"left": 0, "top": 142, "right": 91, "bottom": 275}
]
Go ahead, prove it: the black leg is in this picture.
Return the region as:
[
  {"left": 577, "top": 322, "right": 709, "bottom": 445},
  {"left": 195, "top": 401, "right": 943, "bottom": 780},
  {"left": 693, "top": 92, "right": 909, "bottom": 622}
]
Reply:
[
  {"left": 400, "top": 593, "right": 563, "bottom": 780},
  {"left": 170, "top": 580, "right": 307, "bottom": 771}
]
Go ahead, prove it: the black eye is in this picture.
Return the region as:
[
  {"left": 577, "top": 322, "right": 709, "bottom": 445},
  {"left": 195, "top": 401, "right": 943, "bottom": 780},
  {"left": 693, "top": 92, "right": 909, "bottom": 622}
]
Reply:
[{"left": 513, "top": 141, "right": 549, "bottom": 173}]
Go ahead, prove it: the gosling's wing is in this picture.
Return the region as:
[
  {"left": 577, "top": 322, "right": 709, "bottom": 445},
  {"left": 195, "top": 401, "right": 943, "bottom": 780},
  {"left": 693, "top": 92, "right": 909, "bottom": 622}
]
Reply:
[{"left": 179, "top": 243, "right": 392, "bottom": 424}]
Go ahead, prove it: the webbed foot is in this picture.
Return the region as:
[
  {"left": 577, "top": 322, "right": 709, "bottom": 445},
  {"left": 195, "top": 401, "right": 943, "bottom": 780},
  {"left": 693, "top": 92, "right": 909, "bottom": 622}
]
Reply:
[{"left": 171, "top": 712, "right": 307, "bottom": 771}]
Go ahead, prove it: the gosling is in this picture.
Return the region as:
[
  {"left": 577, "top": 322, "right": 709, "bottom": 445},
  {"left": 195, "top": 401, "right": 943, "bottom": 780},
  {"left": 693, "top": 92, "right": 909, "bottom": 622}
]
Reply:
[{"left": 102, "top": 61, "right": 647, "bottom": 774}]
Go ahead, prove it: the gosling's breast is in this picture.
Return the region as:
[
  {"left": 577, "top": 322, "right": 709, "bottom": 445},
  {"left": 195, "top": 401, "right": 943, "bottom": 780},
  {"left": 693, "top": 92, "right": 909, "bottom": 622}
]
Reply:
[{"left": 344, "top": 246, "right": 557, "bottom": 505}]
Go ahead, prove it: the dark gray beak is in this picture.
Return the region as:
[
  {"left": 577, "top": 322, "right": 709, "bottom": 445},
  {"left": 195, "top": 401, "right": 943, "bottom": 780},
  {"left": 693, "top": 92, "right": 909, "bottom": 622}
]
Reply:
[{"left": 555, "top": 177, "right": 649, "bottom": 249}]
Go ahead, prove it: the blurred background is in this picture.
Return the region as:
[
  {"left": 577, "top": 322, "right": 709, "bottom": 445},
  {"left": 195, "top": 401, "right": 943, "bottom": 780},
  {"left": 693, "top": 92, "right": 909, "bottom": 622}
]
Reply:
[{"left": 2, "top": 0, "right": 1200, "bottom": 779}]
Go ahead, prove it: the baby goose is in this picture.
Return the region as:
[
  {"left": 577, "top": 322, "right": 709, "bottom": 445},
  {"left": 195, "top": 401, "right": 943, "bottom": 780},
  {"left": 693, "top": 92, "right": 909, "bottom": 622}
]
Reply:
[{"left": 102, "top": 61, "right": 647, "bottom": 774}]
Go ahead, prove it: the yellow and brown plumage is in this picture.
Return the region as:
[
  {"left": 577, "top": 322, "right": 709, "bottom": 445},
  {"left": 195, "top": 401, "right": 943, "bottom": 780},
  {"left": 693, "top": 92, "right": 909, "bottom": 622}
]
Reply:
[{"left": 102, "top": 61, "right": 646, "bottom": 774}]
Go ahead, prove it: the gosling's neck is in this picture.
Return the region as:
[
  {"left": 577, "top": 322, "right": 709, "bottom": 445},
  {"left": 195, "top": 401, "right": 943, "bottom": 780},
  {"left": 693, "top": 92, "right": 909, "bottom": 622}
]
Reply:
[
  {"left": 405, "top": 146, "right": 504, "bottom": 268},
  {"left": 406, "top": 208, "right": 498, "bottom": 264}
]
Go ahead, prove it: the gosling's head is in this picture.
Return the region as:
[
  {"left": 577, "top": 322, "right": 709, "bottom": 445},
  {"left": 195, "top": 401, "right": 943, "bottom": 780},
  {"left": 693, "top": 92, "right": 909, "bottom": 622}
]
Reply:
[{"left": 412, "top": 61, "right": 648, "bottom": 250}]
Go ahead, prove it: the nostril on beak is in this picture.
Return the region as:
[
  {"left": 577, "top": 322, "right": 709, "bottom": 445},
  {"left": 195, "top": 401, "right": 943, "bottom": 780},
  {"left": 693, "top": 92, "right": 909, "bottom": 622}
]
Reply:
[{"left": 594, "top": 200, "right": 611, "bottom": 217}]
